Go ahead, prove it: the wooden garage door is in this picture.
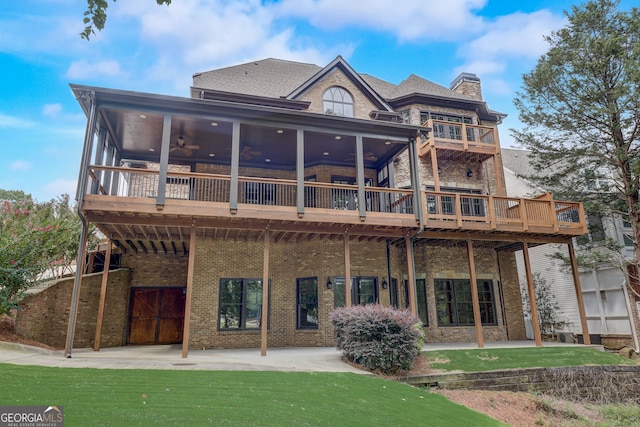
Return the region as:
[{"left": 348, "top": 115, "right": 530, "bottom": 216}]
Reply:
[{"left": 128, "top": 287, "right": 186, "bottom": 345}]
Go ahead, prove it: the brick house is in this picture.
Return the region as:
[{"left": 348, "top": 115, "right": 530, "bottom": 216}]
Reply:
[{"left": 18, "top": 56, "right": 590, "bottom": 357}]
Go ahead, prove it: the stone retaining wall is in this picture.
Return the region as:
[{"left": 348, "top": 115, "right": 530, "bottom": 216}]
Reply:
[{"left": 399, "top": 365, "right": 640, "bottom": 404}]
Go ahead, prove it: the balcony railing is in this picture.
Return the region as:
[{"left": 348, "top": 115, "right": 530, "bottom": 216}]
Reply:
[
  {"left": 418, "top": 119, "right": 498, "bottom": 156},
  {"left": 424, "top": 191, "right": 584, "bottom": 233},
  {"left": 86, "top": 165, "right": 585, "bottom": 236},
  {"left": 87, "top": 166, "right": 415, "bottom": 215}
]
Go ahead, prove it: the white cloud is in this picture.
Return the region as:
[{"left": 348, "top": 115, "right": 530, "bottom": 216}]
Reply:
[
  {"left": 463, "top": 11, "right": 565, "bottom": 60},
  {"left": 10, "top": 160, "right": 32, "bottom": 171},
  {"left": 0, "top": 113, "right": 35, "bottom": 128},
  {"left": 66, "top": 59, "right": 124, "bottom": 80},
  {"left": 482, "top": 77, "right": 512, "bottom": 97},
  {"left": 43, "top": 103, "right": 63, "bottom": 118},
  {"left": 112, "top": 0, "right": 343, "bottom": 90},
  {"left": 456, "top": 10, "right": 567, "bottom": 76},
  {"left": 43, "top": 179, "right": 77, "bottom": 199},
  {"left": 275, "top": 0, "right": 488, "bottom": 41}
]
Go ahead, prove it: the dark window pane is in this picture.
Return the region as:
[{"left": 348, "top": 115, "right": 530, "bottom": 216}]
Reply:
[
  {"left": 416, "top": 279, "right": 428, "bottom": 325},
  {"left": 334, "top": 278, "right": 345, "bottom": 309},
  {"left": 297, "top": 278, "right": 318, "bottom": 329},
  {"left": 434, "top": 279, "right": 496, "bottom": 326}
]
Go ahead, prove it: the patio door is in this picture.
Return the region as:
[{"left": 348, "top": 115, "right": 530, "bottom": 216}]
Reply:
[{"left": 128, "top": 287, "right": 186, "bottom": 345}]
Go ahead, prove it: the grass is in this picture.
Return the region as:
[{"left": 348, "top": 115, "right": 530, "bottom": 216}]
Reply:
[
  {"left": 0, "top": 364, "right": 507, "bottom": 426},
  {"left": 423, "top": 347, "right": 636, "bottom": 372},
  {"left": 599, "top": 403, "right": 640, "bottom": 426}
]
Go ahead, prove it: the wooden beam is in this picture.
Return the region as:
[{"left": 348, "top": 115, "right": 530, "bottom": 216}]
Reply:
[
  {"left": 344, "top": 233, "right": 352, "bottom": 307},
  {"left": 405, "top": 236, "right": 417, "bottom": 316},
  {"left": 149, "top": 240, "right": 158, "bottom": 254},
  {"left": 65, "top": 227, "right": 89, "bottom": 357},
  {"left": 181, "top": 226, "right": 197, "bottom": 358},
  {"left": 160, "top": 241, "right": 168, "bottom": 254},
  {"left": 261, "top": 229, "right": 270, "bottom": 356},
  {"left": 93, "top": 240, "right": 112, "bottom": 351},
  {"left": 430, "top": 146, "right": 440, "bottom": 192},
  {"left": 522, "top": 242, "right": 542, "bottom": 346},
  {"left": 568, "top": 242, "right": 591, "bottom": 345},
  {"left": 467, "top": 240, "right": 484, "bottom": 348}
]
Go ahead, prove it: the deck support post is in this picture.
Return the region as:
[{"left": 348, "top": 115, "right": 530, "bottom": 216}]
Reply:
[
  {"left": 344, "top": 233, "right": 352, "bottom": 307},
  {"left": 522, "top": 242, "right": 542, "bottom": 346},
  {"left": 261, "top": 229, "right": 271, "bottom": 356},
  {"left": 467, "top": 240, "right": 484, "bottom": 348},
  {"left": 405, "top": 236, "right": 417, "bottom": 316},
  {"left": 64, "top": 227, "right": 89, "bottom": 357},
  {"left": 93, "top": 240, "right": 112, "bottom": 351},
  {"left": 181, "top": 226, "right": 197, "bottom": 358},
  {"left": 568, "top": 242, "right": 591, "bottom": 345}
]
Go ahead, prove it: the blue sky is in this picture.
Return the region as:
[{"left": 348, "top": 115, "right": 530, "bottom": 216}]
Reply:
[{"left": 0, "top": 0, "right": 635, "bottom": 201}]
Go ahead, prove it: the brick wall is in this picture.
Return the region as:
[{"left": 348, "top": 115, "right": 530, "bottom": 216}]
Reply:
[
  {"left": 189, "top": 236, "right": 390, "bottom": 349},
  {"left": 15, "top": 269, "right": 131, "bottom": 349},
  {"left": 15, "top": 238, "right": 524, "bottom": 349}
]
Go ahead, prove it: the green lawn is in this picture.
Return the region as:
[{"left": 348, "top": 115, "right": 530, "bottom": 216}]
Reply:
[
  {"left": 0, "top": 364, "right": 506, "bottom": 426},
  {"left": 423, "top": 347, "right": 636, "bottom": 372}
]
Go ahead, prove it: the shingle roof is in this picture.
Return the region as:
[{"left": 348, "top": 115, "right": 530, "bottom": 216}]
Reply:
[
  {"left": 390, "top": 74, "right": 477, "bottom": 102},
  {"left": 193, "top": 58, "right": 321, "bottom": 98},
  {"left": 501, "top": 148, "right": 536, "bottom": 177},
  {"left": 193, "top": 58, "right": 478, "bottom": 103}
]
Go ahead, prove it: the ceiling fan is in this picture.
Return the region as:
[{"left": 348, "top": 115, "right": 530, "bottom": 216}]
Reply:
[
  {"left": 170, "top": 136, "right": 200, "bottom": 156},
  {"left": 346, "top": 151, "right": 378, "bottom": 161},
  {"left": 240, "top": 145, "right": 262, "bottom": 160}
]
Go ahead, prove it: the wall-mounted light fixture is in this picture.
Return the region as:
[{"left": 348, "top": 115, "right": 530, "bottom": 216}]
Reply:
[
  {"left": 466, "top": 167, "right": 473, "bottom": 177},
  {"left": 382, "top": 278, "right": 388, "bottom": 289},
  {"left": 327, "top": 277, "right": 333, "bottom": 290}
]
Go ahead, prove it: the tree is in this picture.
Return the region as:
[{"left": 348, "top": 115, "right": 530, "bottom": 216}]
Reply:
[
  {"left": 513, "top": 1, "right": 640, "bottom": 284},
  {"left": 81, "top": 0, "right": 172, "bottom": 40},
  {"left": 520, "top": 273, "right": 565, "bottom": 335},
  {"left": 0, "top": 194, "right": 97, "bottom": 316},
  {"left": 0, "top": 189, "right": 32, "bottom": 202}
]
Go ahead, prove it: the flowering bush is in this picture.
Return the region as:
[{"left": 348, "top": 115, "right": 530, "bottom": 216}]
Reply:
[
  {"left": 0, "top": 193, "right": 97, "bottom": 315},
  {"left": 330, "top": 304, "right": 424, "bottom": 374}
]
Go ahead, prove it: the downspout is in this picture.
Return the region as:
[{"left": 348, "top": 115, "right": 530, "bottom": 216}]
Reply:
[
  {"left": 407, "top": 135, "right": 425, "bottom": 309},
  {"left": 65, "top": 91, "right": 97, "bottom": 358}
]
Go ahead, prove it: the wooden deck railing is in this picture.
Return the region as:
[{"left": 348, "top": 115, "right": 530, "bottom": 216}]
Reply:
[
  {"left": 418, "top": 119, "right": 499, "bottom": 156},
  {"left": 87, "top": 166, "right": 415, "bottom": 215},
  {"left": 86, "top": 165, "right": 585, "bottom": 235},
  {"left": 423, "top": 191, "right": 584, "bottom": 233}
]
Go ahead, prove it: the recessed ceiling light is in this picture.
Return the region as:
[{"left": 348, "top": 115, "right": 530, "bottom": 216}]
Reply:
[
  {"left": 139, "top": 114, "right": 147, "bottom": 119},
  {"left": 208, "top": 153, "right": 215, "bottom": 157},
  {"left": 148, "top": 148, "right": 155, "bottom": 152},
  {"left": 323, "top": 152, "right": 329, "bottom": 156},
  {"left": 211, "top": 122, "right": 218, "bottom": 126},
  {"left": 335, "top": 136, "right": 341, "bottom": 140},
  {"left": 276, "top": 129, "right": 284, "bottom": 134},
  {"left": 385, "top": 141, "right": 392, "bottom": 145},
  {"left": 265, "top": 158, "right": 271, "bottom": 162}
]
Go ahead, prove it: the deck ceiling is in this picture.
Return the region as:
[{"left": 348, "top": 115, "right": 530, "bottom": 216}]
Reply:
[{"left": 99, "top": 107, "right": 409, "bottom": 170}]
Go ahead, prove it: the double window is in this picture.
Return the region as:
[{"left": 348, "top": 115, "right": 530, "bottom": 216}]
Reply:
[
  {"left": 218, "top": 279, "right": 265, "bottom": 330},
  {"left": 333, "top": 277, "right": 378, "bottom": 308},
  {"left": 297, "top": 277, "right": 318, "bottom": 329},
  {"left": 323, "top": 87, "right": 354, "bottom": 117},
  {"left": 435, "top": 279, "right": 496, "bottom": 326}
]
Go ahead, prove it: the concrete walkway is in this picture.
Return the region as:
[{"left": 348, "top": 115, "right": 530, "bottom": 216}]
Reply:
[{"left": 0, "top": 341, "right": 601, "bottom": 372}]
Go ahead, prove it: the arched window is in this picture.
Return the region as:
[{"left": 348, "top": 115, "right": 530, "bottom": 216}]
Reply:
[{"left": 323, "top": 87, "right": 354, "bottom": 117}]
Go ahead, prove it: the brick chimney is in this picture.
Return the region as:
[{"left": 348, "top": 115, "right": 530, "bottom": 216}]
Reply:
[{"left": 450, "top": 72, "right": 482, "bottom": 101}]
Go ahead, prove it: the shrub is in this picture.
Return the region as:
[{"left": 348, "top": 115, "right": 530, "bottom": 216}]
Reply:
[{"left": 330, "top": 304, "right": 424, "bottom": 374}]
